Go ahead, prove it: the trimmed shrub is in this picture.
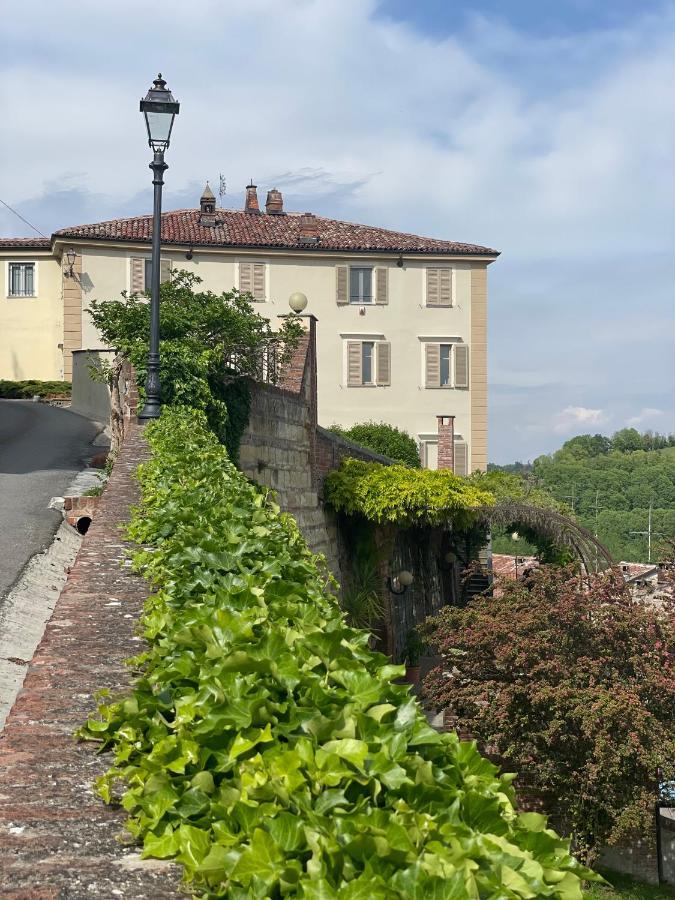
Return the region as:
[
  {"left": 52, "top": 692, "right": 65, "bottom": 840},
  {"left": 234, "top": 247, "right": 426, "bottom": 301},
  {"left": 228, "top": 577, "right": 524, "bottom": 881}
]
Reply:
[
  {"left": 0, "top": 379, "right": 71, "bottom": 399},
  {"left": 329, "top": 422, "right": 421, "bottom": 467},
  {"left": 80, "top": 409, "right": 592, "bottom": 896}
]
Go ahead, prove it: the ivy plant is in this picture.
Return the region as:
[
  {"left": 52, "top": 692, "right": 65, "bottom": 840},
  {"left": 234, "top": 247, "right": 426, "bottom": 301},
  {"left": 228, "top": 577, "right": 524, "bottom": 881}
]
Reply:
[
  {"left": 324, "top": 458, "right": 494, "bottom": 529},
  {"left": 80, "top": 408, "right": 594, "bottom": 897}
]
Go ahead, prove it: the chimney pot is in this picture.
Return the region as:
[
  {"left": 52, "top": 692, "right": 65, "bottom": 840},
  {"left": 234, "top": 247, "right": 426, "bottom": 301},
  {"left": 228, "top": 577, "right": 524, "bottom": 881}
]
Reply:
[
  {"left": 266, "top": 188, "right": 284, "bottom": 215},
  {"left": 244, "top": 182, "right": 260, "bottom": 214},
  {"left": 299, "top": 212, "right": 320, "bottom": 243}
]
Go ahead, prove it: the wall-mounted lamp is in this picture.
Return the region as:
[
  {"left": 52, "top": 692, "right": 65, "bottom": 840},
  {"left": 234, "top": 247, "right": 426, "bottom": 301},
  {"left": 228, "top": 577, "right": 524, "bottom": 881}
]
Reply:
[
  {"left": 396, "top": 253, "right": 404, "bottom": 268},
  {"left": 388, "top": 570, "right": 414, "bottom": 595},
  {"left": 65, "top": 247, "right": 76, "bottom": 277},
  {"left": 185, "top": 245, "right": 194, "bottom": 260}
]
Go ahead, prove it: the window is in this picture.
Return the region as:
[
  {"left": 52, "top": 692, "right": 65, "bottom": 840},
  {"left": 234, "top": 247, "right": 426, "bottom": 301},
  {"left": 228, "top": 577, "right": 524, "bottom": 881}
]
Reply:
[
  {"left": 346, "top": 340, "right": 390, "bottom": 386},
  {"left": 239, "top": 261, "right": 266, "bottom": 301},
  {"left": 130, "top": 257, "right": 171, "bottom": 293},
  {"left": 349, "top": 267, "right": 372, "bottom": 303},
  {"left": 426, "top": 267, "right": 452, "bottom": 307},
  {"left": 361, "top": 341, "right": 374, "bottom": 384},
  {"left": 8, "top": 262, "right": 35, "bottom": 297},
  {"left": 424, "top": 341, "right": 469, "bottom": 389},
  {"left": 440, "top": 344, "right": 451, "bottom": 386},
  {"left": 336, "top": 266, "right": 387, "bottom": 305}
]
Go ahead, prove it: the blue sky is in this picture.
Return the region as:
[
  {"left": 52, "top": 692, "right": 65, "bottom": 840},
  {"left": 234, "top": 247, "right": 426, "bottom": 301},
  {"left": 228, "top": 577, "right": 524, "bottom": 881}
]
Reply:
[{"left": 1, "top": 0, "right": 673, "bottom": 462}]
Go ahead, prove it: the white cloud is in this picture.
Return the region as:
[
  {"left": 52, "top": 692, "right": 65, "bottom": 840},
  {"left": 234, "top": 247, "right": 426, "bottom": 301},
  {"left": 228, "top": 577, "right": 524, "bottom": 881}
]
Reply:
[
  {"left": 1, "top": 1, "right": 674, "bottom": 461},
  {"left": 626, "top": 407, "right": 664, "bottom": 427},
  {"left": 553, "top": 406, "right": 608, "bottom": 434}
]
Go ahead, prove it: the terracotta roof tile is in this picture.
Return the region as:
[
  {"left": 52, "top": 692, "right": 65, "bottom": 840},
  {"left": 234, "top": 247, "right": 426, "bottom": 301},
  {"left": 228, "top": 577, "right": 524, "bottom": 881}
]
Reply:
[
  {"left": 0, "top": 237, "right": 51, "bottom": 249},
  {"left": 54, "top": 208, "right": 499, "bottom": 256}
]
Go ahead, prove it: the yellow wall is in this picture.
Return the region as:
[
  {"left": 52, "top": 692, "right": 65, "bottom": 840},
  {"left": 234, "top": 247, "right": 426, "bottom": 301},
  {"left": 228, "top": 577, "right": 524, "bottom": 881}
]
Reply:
[{"left": 0, "top": 253, "right": 62, "bottom": 380}]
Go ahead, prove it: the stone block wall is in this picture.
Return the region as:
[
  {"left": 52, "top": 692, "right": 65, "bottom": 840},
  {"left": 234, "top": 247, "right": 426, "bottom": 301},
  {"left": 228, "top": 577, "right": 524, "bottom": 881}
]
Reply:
[{"left": 238, "top": 380, "right": 341, "bottom": 579}]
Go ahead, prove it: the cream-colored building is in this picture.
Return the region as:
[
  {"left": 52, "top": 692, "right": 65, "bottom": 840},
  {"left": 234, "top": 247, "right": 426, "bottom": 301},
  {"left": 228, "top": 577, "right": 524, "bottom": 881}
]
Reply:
[{"left": 0, "top": 184, "right": 498, "bottom": 470}]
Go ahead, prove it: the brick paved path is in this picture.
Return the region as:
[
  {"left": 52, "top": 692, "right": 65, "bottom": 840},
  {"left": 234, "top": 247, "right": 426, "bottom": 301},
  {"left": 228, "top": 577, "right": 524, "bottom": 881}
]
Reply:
[{"left": 0, "top": 425, "right": 183, "bottom": 898}]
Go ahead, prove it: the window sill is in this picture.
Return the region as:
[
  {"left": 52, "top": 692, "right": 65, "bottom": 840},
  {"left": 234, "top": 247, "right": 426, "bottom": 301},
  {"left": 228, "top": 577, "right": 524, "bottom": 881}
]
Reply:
[
  {"left": 347, "top": 383, "right": 380, "bottom": 388},
  {"left": 7, "top": 294, "right": 37, "bottom": 299}
]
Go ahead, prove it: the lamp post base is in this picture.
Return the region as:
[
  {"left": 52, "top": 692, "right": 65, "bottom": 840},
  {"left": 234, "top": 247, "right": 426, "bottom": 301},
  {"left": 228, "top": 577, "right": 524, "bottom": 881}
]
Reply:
[{"left": 137, "top": 401, "right": 162, "bottom": 421}]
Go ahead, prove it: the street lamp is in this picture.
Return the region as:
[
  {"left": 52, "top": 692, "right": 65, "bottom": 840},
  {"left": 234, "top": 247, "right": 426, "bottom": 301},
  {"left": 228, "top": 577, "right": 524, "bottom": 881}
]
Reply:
[{"left": 138, "top": 74, "right": 179, "bottom": 420}]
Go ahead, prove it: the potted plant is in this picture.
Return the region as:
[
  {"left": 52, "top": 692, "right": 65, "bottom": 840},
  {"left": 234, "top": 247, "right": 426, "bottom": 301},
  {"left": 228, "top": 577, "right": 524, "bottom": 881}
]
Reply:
[{"left": 405, "top": 628, "right": 423, "bottom": 685}]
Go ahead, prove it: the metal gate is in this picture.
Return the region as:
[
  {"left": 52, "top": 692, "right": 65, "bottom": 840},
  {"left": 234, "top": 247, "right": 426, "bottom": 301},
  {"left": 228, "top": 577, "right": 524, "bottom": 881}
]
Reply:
[{"left": 656, "top": 803, "right": 675, "bottom": 886}]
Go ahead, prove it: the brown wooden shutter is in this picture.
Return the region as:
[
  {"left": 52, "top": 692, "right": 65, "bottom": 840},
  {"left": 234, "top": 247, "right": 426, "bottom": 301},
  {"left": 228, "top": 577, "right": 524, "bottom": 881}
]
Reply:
[
  {"left": 427, "top": 268, "right": 452, "bottom": 306},
  {"left": 130, "top": 258, "right": 145, "bottom": 293},
  {"left": 252, "top": 263, "right": 265, "bottom": 300},
  {"left": 425, "top": 342, "right": 440, "bottom": 387},
  {"left": 375, "top": 267, "right": 388, "bottom": 305},
  {"left": 347, "top": 341, "right": 362, "bottom": 386},
  {"left": 336, "top": 265, "right": 348, "bottom": 305},
  {"left": 454, "top": 343, "right": 469, "bottom": 388},
  {"left": 454, "top": 440, "right": 468, "bottom": 476},
  {"left": 376, "top": 341, "right": 391, "bottom": 385},
  {"left": 159, "top": 258, "right": 171, "bottom": 284},
  {"left": 439, "top": 268, "right": 452, "bottom": 306},
  {"left": 426, "top": 268, "right": 439, "bottom": 306},
  {"left": 239, "top": 262, "right": 252, "bottom": 295}
]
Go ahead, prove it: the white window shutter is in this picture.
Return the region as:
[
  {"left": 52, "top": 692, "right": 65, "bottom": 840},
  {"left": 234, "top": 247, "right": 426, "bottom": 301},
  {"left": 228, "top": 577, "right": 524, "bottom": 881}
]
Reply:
[
  {"left": 160, "top": 258, "right": 172, "bottom": 284},
  {"left": 252, "top": 263, "right": 265, "bottom": 300},
  {"left": 375, "top": 267, "right": 388, "bottom": 305},
  {"left": 454, "top": 343, "right": 469, "bottom": 388},
  {"left": 239, "top": 262, "right": 253, "bottom": 295},
  {"left": 454, "top": 440, "right": 468, "bottom": 476},
  {"left": 376, "top": 341, "right": 391, "bottom": 385},
  {"left": 336, "top": 265, "right": 348, "bottom": 305},
  {"left": 130, "top": 258, "right": 145, "bottom": 293},
  {"left": 347, "top": 341, "right": 362, "bottom": 386},
  {"left": 425, "top": 343, "right": 441, "bottom": 388}
]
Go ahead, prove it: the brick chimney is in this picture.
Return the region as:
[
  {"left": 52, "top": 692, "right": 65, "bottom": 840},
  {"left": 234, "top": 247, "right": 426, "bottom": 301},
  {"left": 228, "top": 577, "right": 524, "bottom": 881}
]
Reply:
[
  {"left": 265, "top": 188, "right": 284, "bottom": 215},
  {"left": 437, "top": 415, "right": 455, "bottom": 471},
  {"left": 244, "top": 182, "right": 260, "bottom": 214},
  {"left": 299, "top": 212, "right": 320, "bottom": 244}
]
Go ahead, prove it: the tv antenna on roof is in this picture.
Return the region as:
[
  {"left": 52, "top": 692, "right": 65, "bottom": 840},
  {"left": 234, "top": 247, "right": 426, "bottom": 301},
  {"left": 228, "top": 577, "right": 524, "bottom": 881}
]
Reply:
[{"left": 218, "top": 174, "right": 226, "bottom": 208}]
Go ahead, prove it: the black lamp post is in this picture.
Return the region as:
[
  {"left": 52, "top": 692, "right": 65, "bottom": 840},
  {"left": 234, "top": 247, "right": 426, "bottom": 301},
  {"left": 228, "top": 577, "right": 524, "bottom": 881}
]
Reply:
[{"left": 138, "top": 74, "right": 179, "bottom": 420}]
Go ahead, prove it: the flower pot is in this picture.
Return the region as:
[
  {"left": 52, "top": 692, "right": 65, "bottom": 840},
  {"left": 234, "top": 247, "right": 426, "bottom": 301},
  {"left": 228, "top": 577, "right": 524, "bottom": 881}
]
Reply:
[{"left": 405, "top": 665, "right": 420, "bottom": 685}]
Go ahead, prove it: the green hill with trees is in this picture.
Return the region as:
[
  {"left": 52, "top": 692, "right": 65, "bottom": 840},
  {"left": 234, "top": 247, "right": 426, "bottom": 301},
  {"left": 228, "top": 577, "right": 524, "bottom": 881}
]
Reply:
[{"left": 490, "top": 429, "right": 675, "bottom": 563}]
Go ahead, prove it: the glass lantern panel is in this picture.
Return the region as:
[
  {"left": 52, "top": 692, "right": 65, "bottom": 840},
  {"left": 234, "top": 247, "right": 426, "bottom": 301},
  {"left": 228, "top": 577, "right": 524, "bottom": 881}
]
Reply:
[{"left": 145, "top": 110, "right": 173, "bottom": 146}]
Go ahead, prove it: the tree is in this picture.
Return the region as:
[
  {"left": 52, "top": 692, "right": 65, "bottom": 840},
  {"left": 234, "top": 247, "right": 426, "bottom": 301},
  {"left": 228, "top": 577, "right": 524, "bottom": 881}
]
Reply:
[
  {"left": 329, "top": 421, "right": 421, "bottom": 467},
  {"left": 422, "top": 564, "right": 675, "bottom": 863},
  {"left": 89, "top": 271, "right": 302, "bottom": 459}
]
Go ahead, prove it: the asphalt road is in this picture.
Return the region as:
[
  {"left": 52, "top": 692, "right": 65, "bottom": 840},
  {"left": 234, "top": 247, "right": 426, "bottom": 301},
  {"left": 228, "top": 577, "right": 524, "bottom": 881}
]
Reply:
[{"left": 0, "top": 401, "right": 102, "bottom": 602}]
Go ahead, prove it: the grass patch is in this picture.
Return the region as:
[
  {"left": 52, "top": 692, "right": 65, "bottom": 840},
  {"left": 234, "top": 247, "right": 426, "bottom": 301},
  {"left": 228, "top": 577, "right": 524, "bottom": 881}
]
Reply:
[{"left": 586, "top": 869, "right": 674, "bottom": 898}]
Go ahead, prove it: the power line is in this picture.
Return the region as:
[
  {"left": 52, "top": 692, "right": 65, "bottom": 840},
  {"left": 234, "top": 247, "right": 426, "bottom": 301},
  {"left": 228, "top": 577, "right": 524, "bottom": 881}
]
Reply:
[{"left": 0, "top": 198, "right": 46, "bottom": 238}]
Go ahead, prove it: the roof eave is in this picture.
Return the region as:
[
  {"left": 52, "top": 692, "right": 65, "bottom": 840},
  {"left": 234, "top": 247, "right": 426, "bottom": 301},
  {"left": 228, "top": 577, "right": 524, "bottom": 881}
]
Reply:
[{"left": 53, "top": 232, "right": 500, "bottom": 259}]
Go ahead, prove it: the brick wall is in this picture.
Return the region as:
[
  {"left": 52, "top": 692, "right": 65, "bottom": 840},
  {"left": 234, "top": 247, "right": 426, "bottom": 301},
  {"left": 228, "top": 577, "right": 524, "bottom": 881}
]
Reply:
[{"left": 0, "top": 424, "right": 184, "bottom": 896}]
